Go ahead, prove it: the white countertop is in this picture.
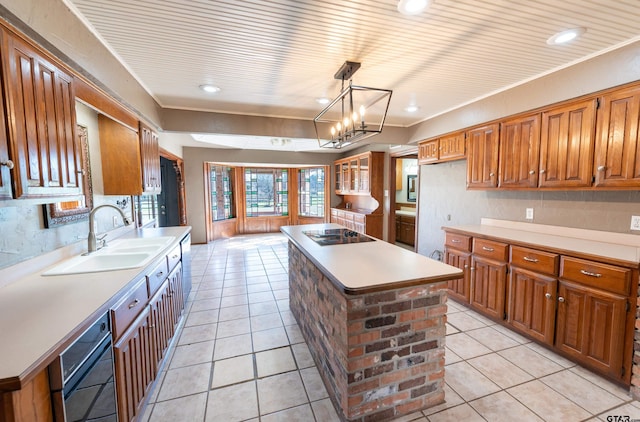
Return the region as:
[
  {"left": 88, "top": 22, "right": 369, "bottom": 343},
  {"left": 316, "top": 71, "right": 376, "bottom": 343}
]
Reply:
[
  {"left": 0, "top": 226, "right": 191, "bottom": 389},
  {"left": 281, "top": 224, "right": 462, "bottom": 294},
  {"left": 443, "top": 219, "right": 640, "bottom": 266}
]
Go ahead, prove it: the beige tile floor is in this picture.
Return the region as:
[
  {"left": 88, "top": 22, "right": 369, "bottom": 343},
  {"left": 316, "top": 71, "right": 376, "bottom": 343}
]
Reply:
[{"left": 141, "top": 233, "right": 640, "bottom": 421}]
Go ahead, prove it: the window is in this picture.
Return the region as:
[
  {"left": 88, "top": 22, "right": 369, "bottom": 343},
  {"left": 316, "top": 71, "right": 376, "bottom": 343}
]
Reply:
[
  {"left": 298, "top": 167, "right": 325, "bottom": 217},
  {"left": 209, "top": 165, "right": 235, "bottom": 221},
  {"left": 245, "top": 168, "right": 288, "bottom": 217}
]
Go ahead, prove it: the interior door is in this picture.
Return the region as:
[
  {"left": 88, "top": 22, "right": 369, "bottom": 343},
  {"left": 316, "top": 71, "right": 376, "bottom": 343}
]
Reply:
[{"left": 157, "top": 156, "right": 180, "bottom": 227}]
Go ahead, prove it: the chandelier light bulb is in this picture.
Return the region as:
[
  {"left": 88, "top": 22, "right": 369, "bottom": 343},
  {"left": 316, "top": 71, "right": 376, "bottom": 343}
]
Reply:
[
  {"left": 336, "top": 122, "right": 342, "bottom": 131},
  {"left": 344, "top": 117, "right": 350, "bottom": 127},
  {"left": 359, "top": 105, "right": 366, "bottom": 119},
  {"left": 331, "top": 127, "right": 336, "bottom": 136},
  {"left": 352, "top": 111, "right": 359, "bottom": 122}
]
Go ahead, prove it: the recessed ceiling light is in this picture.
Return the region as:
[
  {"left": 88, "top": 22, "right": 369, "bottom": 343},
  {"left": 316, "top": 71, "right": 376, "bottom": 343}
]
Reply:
[
  {"left": 200, "top": 84, "right": 221, "bottom": 93},
  {"left": 547, "top": 27, "right": 586, "bottom": 45},
  {"left": 397, "top": 0, "right": 431, "bottom": 16},
  {"left": 404, "top": 105, "right": 419, "bottom": 113},
  {"left": 316, "top": 97, "right": 331, "bottom": 105}
]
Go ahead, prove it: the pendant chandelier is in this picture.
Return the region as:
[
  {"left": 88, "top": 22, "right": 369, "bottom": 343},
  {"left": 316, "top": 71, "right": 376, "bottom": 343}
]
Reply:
[{"left": 314, "top": 61, "right": 392, "bottom": 149}]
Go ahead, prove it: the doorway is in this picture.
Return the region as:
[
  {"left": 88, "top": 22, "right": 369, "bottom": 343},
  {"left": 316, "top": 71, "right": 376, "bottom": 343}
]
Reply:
[
  {"left": 158, "top": 150, "right": 187, "bottom": 227},
  {"left": 388, "top": 150, "right": 419, "bottom": 250}
]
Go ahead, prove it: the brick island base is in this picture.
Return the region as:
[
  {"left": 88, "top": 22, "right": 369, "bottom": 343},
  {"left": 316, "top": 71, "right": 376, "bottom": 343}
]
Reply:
[{"left": 288, "top": 242, "right": 448, "bottom": 421}]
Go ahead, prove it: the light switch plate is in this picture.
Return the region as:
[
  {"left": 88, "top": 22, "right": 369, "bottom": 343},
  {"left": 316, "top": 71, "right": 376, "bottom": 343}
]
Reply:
[
  {"left": 525, "top": 208, "right": 534, "bottom": 220},
  {"left": 631, "top": 216, "right": 640, "bottom": 231}
]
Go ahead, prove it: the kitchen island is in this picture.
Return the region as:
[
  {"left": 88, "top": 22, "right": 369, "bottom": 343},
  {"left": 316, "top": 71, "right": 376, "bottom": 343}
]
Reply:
[{"left": 281, "top": 224, "right": 462, "bottom": 422}]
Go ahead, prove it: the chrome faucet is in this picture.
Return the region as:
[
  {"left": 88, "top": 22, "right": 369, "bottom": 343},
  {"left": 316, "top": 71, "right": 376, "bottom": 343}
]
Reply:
[{"left": 88, "top": 204, "right": 132, "bottom": 253}]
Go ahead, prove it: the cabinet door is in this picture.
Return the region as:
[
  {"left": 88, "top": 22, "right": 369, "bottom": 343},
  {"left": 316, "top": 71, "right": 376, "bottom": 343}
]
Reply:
[
  {"left": 349, "top": 158, "right": 359, "bottom": 192},
  {"left": 168, "top": 262, "right": 184, "bottom": 329},
  {"left": 334, "top": 163, "right": 341, "bottom": 192},
  {"left": 593, "top": 85, "right": 640, "bottom": 187},
  {"left": 470, "top": 255, "right": 506, "bottom": 319},
  {"left": 359, "top": 155, "right": 369, "bottom": 192},
  {"left": 3, "top": 32, "right": 80, "bottom": 198},
  {"left": 439, "top": 132, "right": 466, "bottom": 161},
  {"left": 341, "top": 161, "right": 349, "bottom": 193},
  {"left": 507, "top": 267, "right": 556, "bottom": 344},
  {"left": 499, "top": 114, "right": 540, "bottom": 188},
  {"left": 114, "top": 307, "right": 154, "bottom": 422},
  {"left": 466, "top": 124, "right": 499, "bottom": 189},
  {"left": 418, "top": 139, "right": 439, "bottom": 164},
  {"left": 539, "top": 99, "right": 596, "bottom": 188},
  {"left": 555, "top": 280, "right": 627, "bottom": 380},
  {"left": 140, "top": 123, "right": 161, "bottom": 193},
  {"left": 148, "top": 280, "right": 172, "bottom": 374},
  {"left": 445, "top": 248, "right": 471, "bottom": 303}
]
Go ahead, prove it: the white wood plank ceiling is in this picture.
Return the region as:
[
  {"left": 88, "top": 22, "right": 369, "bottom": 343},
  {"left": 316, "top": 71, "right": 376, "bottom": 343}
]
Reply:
[{"left": 65, "top": 0, "right": 640, "bottom": 128}]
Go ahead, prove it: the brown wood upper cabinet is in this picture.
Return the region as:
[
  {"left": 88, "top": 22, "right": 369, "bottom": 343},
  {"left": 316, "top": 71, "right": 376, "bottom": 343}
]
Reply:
[
  {"left": 539, "top": 98, "right": 597, "bottom": 188},
  {"left": 139, "top": 122, "right": 162, "bottom": 194},
  {"left": 593, "top": 84, "right": 640, "bottom": 188},
  {"left": 99, "top": 117, "right": 162, "bottom": 195},
  {"left": 499, "top": 114, "right": 541, "bottom": 188},
  {"left": 333, "top": 151, "right": 380, "bottom": 195},
  {"left": 418, "top": 131, "right": 465, "bottom": 165},
  {"left": 466, "top": 123, "right": 499, "bottom": 189},
  {"left": 0, "top": 28, "right": 81, "bottom": 199}
]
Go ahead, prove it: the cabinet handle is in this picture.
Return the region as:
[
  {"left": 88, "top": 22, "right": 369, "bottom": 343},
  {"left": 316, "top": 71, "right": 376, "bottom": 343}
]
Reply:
[
  {"left": 482, "top": 246, "right": 494, "bottom": 252},
  {"left": 597, "top": 165, "right": 605, "bottom": 171},
  {"left": 489, "top": 172, "right": 495, "bottom": 177},
  {"left": 451, "top": 239, "right": 461, "bottom": 243},
  {"left": 156, "top": 271, "right": 164, "bottom": 278},
  {"left": 529, "top": 170, "right": 535, "bottom": 175},
  {"left": 128, "top": 298, "right": 140, "bottom": 309},
  {"left": 545, "top": 293, "right": 552, "bottom": 299},
  {"left": 558, "top": 296, "right": 565, "bottom": 303},
  {"left": 470, "top": 267, "right": 475, "bottom": 271},
  {"left": 0, "top": 160, "right": 14, "bottom": 170},
  {"left": 539, "top": 169, "right": 546, "bottom": 174},
  {"left": 580, "top": 269, "right": 602, "bottom": 278},
  {"left": 148, "top": 324, "right": 156, "bottom": 329},
  {"left": 172, "top": 254, "right": 179, "bottom": 259},
  {"left": 523, "top": 256, "right": 539, "bottom": 263},
  {"left": 463, "top": 265, "right": 469, "bottom": 269}
]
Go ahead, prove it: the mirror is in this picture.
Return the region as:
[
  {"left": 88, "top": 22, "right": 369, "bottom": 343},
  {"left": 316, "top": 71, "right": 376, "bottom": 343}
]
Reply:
[
  {"left": 407, "top": 175, "right": 417, "bottom": 202},
  {"left": 43, "top": 125, "right": 93, "bottom": 227}
]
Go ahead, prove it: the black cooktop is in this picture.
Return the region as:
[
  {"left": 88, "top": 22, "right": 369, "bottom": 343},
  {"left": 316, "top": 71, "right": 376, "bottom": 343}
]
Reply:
[{"left": 303, "top": 228, "right": 375, "bottom": 246}]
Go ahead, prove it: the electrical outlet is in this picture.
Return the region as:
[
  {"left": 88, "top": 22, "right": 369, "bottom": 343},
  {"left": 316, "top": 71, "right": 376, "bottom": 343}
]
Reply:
[
  {"left": 525, "top": 208, "right": 534, "bottom": 220},
  {"left": 113, "top": 216, "right": 118, "bottom": 228},
  {"left": 631, "top": 216, "right": 640, "bottom": 231}
]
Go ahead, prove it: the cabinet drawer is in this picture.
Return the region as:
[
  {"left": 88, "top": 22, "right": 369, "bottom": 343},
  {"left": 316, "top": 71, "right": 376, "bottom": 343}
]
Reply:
[
  {"left": 473, "top": 238, "right": 508, "bottom": 261},
  {"left": 353, "top": 213, "right": 365, "bottom": 224},
  {"left": 444, "top": 232, "right": 471, "bottom": 252},
  {"left": 147, "top": 258, "right": 169, "bottom": 297},
  {"left": 167, "top": 244, "right": 181, "bottom": 272},
  {"left": 510, "top": 246, "right": 559, "bottom": 275},
  {"left": 111, "top": 278, "right": 148, "bottom": 339},
  {"left": 560, "top": 256, "right": 631, "bottom": 295}
]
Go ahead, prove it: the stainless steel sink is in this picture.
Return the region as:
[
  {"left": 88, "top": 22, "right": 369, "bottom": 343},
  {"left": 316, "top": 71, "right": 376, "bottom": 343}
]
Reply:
[{"left": 42, "top": 236, "right": 175, "bottom": 276}]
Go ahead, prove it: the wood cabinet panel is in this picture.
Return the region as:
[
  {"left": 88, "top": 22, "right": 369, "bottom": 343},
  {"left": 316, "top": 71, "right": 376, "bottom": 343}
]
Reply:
[
  {"left": 439, "top": 132, "right": 466, "bottom": 161},
  {"left": 113, "top": 307, "right": 153, "bottom": 422},
  {"left": 3, "top": 30, "right": 80, "bottom": 199},
  {"left": 508, "top": 267, "right": 557, "bottom": 344},
  {"left": 499, "top": 114, "right": 540, "bottom": 188},
  {"left": 470, "top": 255, "right": 506, "bottom": 320},
  {"left": 594, "top": 85, "right": 640, "bottom": 187},
  {"left": 148, "top": 280, "right": 172, "bottom": 374},
  {"left": 445, "top": 248, "right": 471, "bottom": 303},
  {"left": 418, "top": 139, "right": 438, "bottom": 164},
  {"left": 539, "top": 99, "right": 596, "bottom": 188},
  {"left": 140, "top": 122, "right": 161, "bottom": 193},
  {"left": 466, "top": 124, "right": 499, "bottom": 189},
  {"left": 555, "top": 281, "right": 627, "bottom": 379},
  {"left": 99, "top": 115, "right": 142, "bottom": 195}
]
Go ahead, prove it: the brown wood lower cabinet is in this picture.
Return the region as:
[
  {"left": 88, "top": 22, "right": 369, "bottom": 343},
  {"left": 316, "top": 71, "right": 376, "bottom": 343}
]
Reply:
[
  {"left": 508, "top": 267, "right": 557, "bottom": 345},
  {"left": 113, "top": 307, "right": 154, "bottom": 422},
  {"left": 555, "top": 281, "right": 628, "bottom": 380},
  {"left": 443, "top": 228, "right": 636, "bottom": 385}
]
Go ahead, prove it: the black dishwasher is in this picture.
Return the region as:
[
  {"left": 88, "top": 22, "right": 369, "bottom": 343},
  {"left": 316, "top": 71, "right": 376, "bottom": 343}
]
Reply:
[{"left": 49, "top": 312, "right": 117, "bottom": 421}]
